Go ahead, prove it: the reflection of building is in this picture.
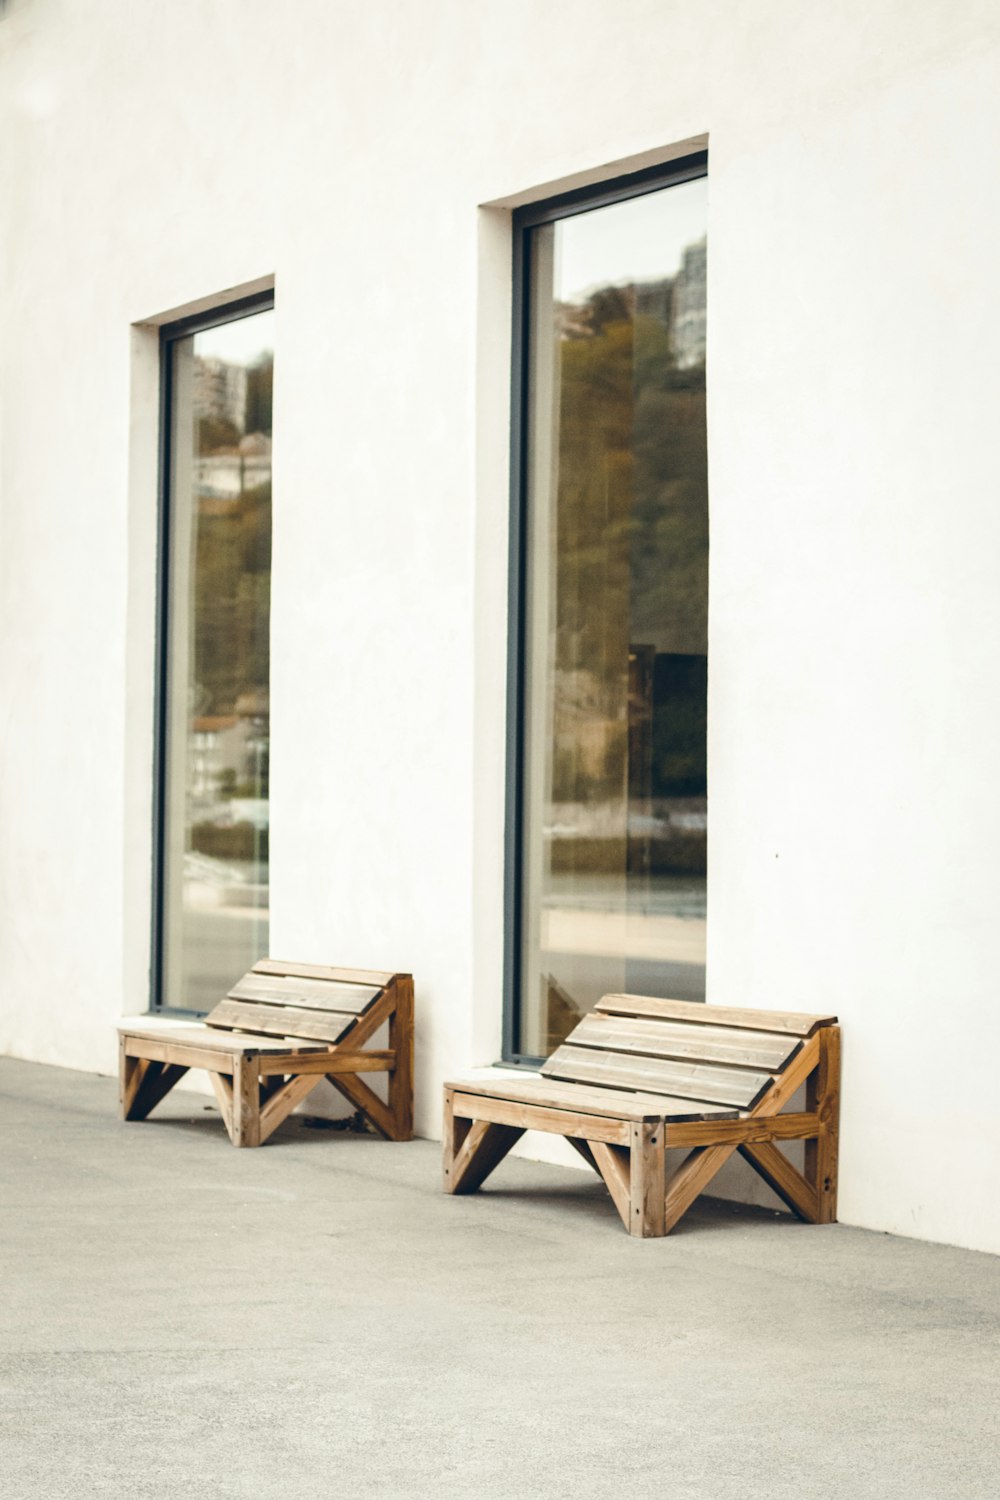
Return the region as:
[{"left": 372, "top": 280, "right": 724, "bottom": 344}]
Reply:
[
  {"left": 195, "top": 441, "right": 272, "bottom": 502},
  {"left": 193, "top": 356, "right": 248, "bottom": 432},
  {"left": 634, "top": 277, "right": 672, "bottom": 328},
  {"left": 190, "top": 715, "right": 249, "bottom": 798},
  {"left": 190, "top": 689, "right": 269, "bottom": 810},
  {"left": 671, "top": 237, "right": 707, "bottom": 367}
]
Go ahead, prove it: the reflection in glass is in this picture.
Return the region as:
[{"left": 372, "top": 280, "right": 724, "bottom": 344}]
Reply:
[
  {"left": 519, "top": 179, "right": 708, "bottom": 1057},
  {"left": 161, "top": 308, "right": 274, "bottom": 1011}
]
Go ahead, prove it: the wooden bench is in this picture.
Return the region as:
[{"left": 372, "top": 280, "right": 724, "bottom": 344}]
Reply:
[
  {"left": 443, "top": 995, "right": 839, "bottom": 1236},
  {"left": 119, "top": 959, "right": 414, "bottom": 1146}
]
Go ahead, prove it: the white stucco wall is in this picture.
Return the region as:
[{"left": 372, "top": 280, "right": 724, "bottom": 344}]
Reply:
[{"left": 2, "top": 0, "right": 999, "bottom": 1252}]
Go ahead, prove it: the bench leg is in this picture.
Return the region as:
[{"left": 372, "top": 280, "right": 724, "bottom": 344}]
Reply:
[
  {"left": 804, "top": 1023, "right": 841, "bottom": 1223},
  {"left": 387, "top": 976, "right": 414, "bottom": 1141},
  {"left": 232, "top": 1055, "right": 261, "bottom": 1147},
  {"left": 628, "top": 1120, "right": 666, "bottom": 1238},
  {"left": 442, "top": 1089, "right": 523, "bottom": 1194},
  {"left": 119, "top": 1040, "right": 188, "bottom": 1122}
]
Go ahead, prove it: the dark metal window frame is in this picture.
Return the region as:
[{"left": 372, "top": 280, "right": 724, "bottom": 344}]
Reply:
[
  {"left": 501, "top": 151, "right": 708, "bottom": 1066},
  {"left": 151, "top": 289, "right": 275, "bottom": 1014}
]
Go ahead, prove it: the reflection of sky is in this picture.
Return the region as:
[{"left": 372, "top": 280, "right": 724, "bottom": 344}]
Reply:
[
  {"left": 196, "top": 307, "right": 274, "bottom": 365},
  {"left": 555, "top": 176, "right": 706, "bottom": 304}
]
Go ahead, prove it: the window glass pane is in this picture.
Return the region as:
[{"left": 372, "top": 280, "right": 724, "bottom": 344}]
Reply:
[
  {"left": 161, "top": 307, "right": 273, "bottom": 1010},
  {"left": 518, "top": 179, "right": 707, "bottom": 1057}
]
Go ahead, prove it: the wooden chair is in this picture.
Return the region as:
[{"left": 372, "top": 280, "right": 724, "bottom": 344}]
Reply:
[
  {"left": 119, "top": 959, "right": 414, "bottom": 1146},
  {"left": 443, "top": 995, "right": 839, "bottom": 1237}
]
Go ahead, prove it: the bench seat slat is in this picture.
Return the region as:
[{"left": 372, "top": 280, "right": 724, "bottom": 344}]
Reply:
[
  {"left": 595, "top": 994, "right": 837, "bottom": 1037},
  {"left": 542, "top": 1043, "right": 773, "bottom": 1109},
  {"left": 228, "top": 973, "right": 381, "bottom": 1013},
  {"left": 445, "top": 1074, "right": 740, "bottom": 1122},
  {"left": 569, "top": 1013, "right": 801, "bottom": 1072},
  {"left": 120, "top": 1022, "right": 334, "bottom": 1055},
  {"left": 205, "top": 999, "right": 359, "bottom": 1045}
]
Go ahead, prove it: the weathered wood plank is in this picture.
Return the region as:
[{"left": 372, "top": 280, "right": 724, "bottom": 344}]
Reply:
[
  {"left": 442, "top": 1087, "right": 469, "bottom": 1191},
  {"left": 388, "top": 974, "right": 415, "bottom": 1142},
  {"left": 253, "top": 958, "right": 396, "bottom": 987},
  {"left": 542, "top": 1044, "right": 773, "bottom": 1109},
  {"left": 664, "top": 1143, "right": 738, "bottom": 1233},
  {"left": 450, "top": 1092, "right": 632, "bottom": 1146},
  {"left": 204, "top": 1000, "right": 357, "bottom": 1045},
  {"left": 121, "top": 1023, "right": 331, "bottom": 1054},
  {"left": 446, "top": 1119, "right": 525, "bottom": 1194},
  {"left": 257, "top": 1049, "right": 393, "bottom": 1076},
  {"left": 805, "top": 1024, "right": 840, "bottom": 1223},
  {"left": 628, "top": 1121, "right": 666, "bottom": 1238},
  {"left": 228, "top": 973, "right": 381, "bottom": 1013},
  {"left": 569, "top": 1012, "right": 801, "bottom": 1073},
  {"left": 665, "top": 1110, "right": 821, "bottom": 1149},
  {"left": 443, "top": 1073, "right": 737, "bottom": 1122},
  {"left": 209, "top": 1072, "right": 234, "bottom": 1138},
  {"left": 595, "top": 994, "right": 837, "bottom": 1037},
  {"left": 590, "top": 1141, "right": 631, "bottom": 1228},
  {"left": 232, "top": 1055, "right": 261, "bottom": 1147},
  {"left": 748, "top": 1032, "right": 820, "bottom": 1117},
  {"left": 119, "top": 1055, "right": 188, "bottom": 1121},
  {"left": 121, "top": 1035, "right": 244, "bottom": 1074},
  {"left": 258, "top": 1073, "right": 323, "bottom": 1144}
]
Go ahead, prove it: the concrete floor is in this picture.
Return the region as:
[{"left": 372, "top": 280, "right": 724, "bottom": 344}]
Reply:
[{"left": 1, "top": 1059, "right": 998, "bottom": 1500}]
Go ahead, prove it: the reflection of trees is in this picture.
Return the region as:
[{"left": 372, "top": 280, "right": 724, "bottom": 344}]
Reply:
[
  {"left": 192, "top": 478, "right": 271, "bottom": 718},
  {"left": 189, "top": 348, "right": 273, "bottom": 720},
  {"left": 550, "top": 268, "right": 708, "bottom": 824}
]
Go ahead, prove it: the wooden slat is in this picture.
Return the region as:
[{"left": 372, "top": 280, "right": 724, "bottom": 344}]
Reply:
[
  {"left": 450, "top": 1093, "right": 632, "bottom": 1146},
  {"left": 257, "top": 1049, "right": 393, "bottom": 1077},
  {"left": 665, "top": 1110, "right": 820, "bottom": 1149},
  {"left": 253, "top": 958, "right": 396, "bottom": 987},
  {"left": 542, "top": 1044, "right": 773, "bottom": 1110},
  {"left": 595, "top": 994, "right": 837, "bottom": 1038},
  {"left": 228, "top": 973, "right": 381, "bottom": 1014},
  {"left": 204, "top": 1000, "right": 358, "bottom": 1045},
  {"left": 567, "top": 1012, "right": 801, "bottom": 1073},
  {"left": 749, "top": 1032, "right": 820, "bottom": 1117},
  {"left": 444, "top": 1074, "right": 738, "bottom": 1122},
  {"left": 121, "top": 1023, "right": 332, "bottom": 1054}
]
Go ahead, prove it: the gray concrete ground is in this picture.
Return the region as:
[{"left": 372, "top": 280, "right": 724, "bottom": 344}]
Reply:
[{"left": 1, "top": 1057, "right": 998, "bottom": 1500}]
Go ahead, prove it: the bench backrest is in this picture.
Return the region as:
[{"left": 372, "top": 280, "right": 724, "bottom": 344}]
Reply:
[
  {"left": 205, "top": 958, "right": 397, "bottom": 1046},
  {"left": 540, "top": 994, "right": 838, "bottom": 1111}
]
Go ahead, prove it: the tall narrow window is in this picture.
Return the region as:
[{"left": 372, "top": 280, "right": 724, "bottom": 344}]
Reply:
[
  {"left": 508, "top": 159, "right": 708, "bottom": 1061},
  {"left": 157, "top": 298, "right": 274, "bottom": 1011}
]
